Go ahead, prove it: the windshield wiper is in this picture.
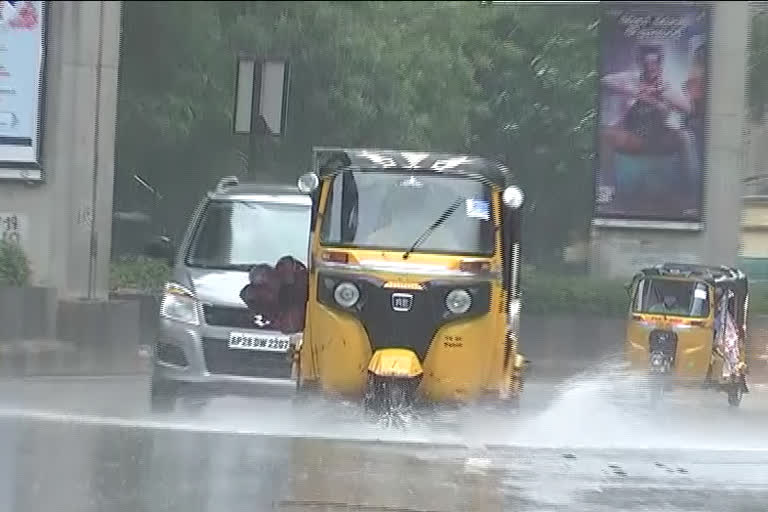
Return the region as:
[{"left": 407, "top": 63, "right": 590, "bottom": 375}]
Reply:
[{"left": 402, "top": 197, "right": 464, "bottom": 260}]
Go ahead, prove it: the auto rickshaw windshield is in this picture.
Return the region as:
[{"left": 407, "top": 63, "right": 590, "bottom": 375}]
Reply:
[
  {"left": 320, "top": 170, "right": 495, "bottom": 255},
  {"left": 632, "top": 277, "right": 711, "bottom": 318}
]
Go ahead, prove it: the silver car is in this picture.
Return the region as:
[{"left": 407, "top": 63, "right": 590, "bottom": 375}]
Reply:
[{"left": 149, "top": 177, "right": 312, "bottom": 411}]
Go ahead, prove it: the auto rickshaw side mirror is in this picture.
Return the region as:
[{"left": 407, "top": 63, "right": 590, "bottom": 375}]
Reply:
[
  {"left": 298, "top": 172, "right": 319, "bottom": 194},
  {"left": 502, "top": 185, "right": 524, "bottom": 209},
  {"left": 624, "top": 282, "right": 632, "bottom": 297},
  {"left": 299, "top": 172, "right": 321, "bottom": 230}
]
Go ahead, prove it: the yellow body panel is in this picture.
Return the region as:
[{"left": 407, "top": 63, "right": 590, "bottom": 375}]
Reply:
[
  {"left": 299, "top": 179, "right": 520, "bottom": 403},
  {"left": 368, "top": 349, "right": 423, "bottom": 378},
  {"left": 625, "top": 314, "right": 714, "bottom": 379},
  {"left": 302, "top": 263, "right": 509, "bottom": 400},
  {"left": 307, "top": 303, "right": 373, "bottom": 396}
]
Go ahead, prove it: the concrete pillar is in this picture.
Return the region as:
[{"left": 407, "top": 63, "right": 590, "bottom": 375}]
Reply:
[
  {"left": 590, "top": 1, "right": 749, "bottom": 277},
  {"left": 0, "top": 1, "right": 121, "bottom": 299},
  {"left": 701, "top": 1, "right": 749, "bottom": 266}
]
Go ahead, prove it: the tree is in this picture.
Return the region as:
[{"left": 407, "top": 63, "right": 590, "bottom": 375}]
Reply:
[
  {"left": 467, "top": 4, "right": 599, "bottom": 267},
  {"left": 115, "top": 1, "right": 600, "bottom": 268}
]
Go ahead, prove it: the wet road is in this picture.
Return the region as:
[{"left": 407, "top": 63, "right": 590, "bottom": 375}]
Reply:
[{"left": 0, "top": 371, "right": 767, "bottom": 511}]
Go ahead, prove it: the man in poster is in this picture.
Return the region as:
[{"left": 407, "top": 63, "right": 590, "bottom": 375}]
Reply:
[{"left": 596, "top": 5, "right": 708, "bottom": 222}]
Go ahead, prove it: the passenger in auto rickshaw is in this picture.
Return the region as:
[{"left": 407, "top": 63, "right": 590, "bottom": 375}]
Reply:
[{"left": 647, "top": 292, "right": 688, "bottom": 316}]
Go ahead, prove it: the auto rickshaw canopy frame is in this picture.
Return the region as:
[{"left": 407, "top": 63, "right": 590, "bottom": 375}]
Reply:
[
  {"left": 634, "top": 263, "right": 747, "bottom": 294},
  {"left": 312, "top": 147, "right": 517, "bottom": 189}
]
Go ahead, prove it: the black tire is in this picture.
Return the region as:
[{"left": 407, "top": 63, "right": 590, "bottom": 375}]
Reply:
[
  {"left": 150, "top": 375, "right": 178, "bottom": 413},
  {"left": 728, "top": 384, "right": 743, "bottom": 407}
]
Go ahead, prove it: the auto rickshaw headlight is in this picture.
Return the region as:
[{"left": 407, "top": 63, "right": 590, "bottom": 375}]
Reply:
[
  {"left": 334, "top": 281, "right": 360, "bottom": 308},
  {"left": 446, "top": 289, "right": 472, "bottom": 315}
]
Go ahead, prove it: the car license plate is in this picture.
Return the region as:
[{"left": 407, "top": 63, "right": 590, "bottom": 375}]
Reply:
[{"left": 228, "top": 332, "right": 291, "bottom": 352}]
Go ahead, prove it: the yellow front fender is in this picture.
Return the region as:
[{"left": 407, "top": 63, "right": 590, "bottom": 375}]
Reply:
[{"left": 368, "top": 349, "right": 423, "bottom": 378}]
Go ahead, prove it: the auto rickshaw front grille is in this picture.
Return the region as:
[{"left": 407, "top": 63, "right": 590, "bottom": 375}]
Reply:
[
  {"left": 317, "top": 272, "right": 491, "bottom": 360},
  {"left": 649, "top": 330, "right": 679, "bottom": 361}
]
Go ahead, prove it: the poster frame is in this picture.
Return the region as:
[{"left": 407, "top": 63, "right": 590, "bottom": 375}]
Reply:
[
  {"left": 593, "top": 1, "right": 712, "bottom": 226},
  {"left": 0, "top": 1, "right": 49, "bottom": 182}
]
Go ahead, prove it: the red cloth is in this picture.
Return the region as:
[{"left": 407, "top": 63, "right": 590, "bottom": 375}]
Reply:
[
  {"left": 275, "top": 256, "right": 309, "bottom": 334},
  {"left": 239, "top": 264, "right": 281, "bottom": 321},
  {"left": 240, "top": 258, "right": 309, "bottom": 334}
]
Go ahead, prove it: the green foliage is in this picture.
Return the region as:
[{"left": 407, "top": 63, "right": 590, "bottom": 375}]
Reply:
[
  {"left": 110, "top": 257, "right": 171, "bottom": 293},
  {"left": 115, "top": 1, "right": 599, "bottom": 264},
  {"left": 467, "top": 4, "right": 599, "bottom": 266},
  {"left": 0, "top": 239, "right": 31, "bottom": 287},
  {"left": 521, "top": 271, "right": 628, "bottom": 317}
]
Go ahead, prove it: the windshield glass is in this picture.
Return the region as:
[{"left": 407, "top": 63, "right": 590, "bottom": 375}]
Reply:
[
  {"left": 632, "top": 278, "right": 710, "bottom": 318},
  {"left": 320, "top": 171, "right": 495, "bottom": 255},
  {"left": 186, "top": 200, "right": 310, "bottom": 269}
]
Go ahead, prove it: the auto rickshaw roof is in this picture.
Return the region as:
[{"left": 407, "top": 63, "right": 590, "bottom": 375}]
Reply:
[
  {"left": 313, "top": 147, "right": 515, "bottom": 189},
  {"left": 638, "top": 263, "right": 747, "bottom": 286}
]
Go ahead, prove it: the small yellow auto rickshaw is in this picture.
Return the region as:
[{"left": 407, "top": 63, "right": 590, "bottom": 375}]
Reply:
[
  {"left": 625, "top": 263, "right": 749, "bottom": 406},
  {"left": 293, "top": 147, "right": 526, "bottom": 413}
]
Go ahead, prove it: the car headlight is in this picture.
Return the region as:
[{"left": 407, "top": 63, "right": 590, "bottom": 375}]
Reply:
[
  {"left": 160, "top": 282, "right": 200, "bottom": 325},
  {"left": 334, "top": 281, "right": 360, "bottom": 308},
  {"left": 445, "top": 289, "right": 472, "bottom": 315}
]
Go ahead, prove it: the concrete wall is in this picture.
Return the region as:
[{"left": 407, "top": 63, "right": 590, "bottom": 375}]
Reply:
[
  {"left": 590, "top": 1, "right": 749, "bottom": 278},
  {"left": 0, "top": 2, "right": 121, "bottom": 300}
]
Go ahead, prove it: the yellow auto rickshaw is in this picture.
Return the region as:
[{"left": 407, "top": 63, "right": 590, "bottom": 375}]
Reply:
[
  {"left": 625, "top": 263, "right": 749, "bottom": 406},
  {"left": 293, "top": 147, "right": 526, "bottom": 412}
]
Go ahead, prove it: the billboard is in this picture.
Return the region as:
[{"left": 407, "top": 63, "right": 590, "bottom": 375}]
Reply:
[
  {"left": 0, "top": 1, "right": 46, "bottom": 180},
  {"left": 595, "top": 3, "right": 710, "bottom": 223}
]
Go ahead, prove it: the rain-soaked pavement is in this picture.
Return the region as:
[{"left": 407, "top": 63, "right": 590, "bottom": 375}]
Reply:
[{"left": 0, "top": 365, "right": 767, "bottom": 511}]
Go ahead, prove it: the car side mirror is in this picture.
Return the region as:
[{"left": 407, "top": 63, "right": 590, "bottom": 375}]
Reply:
[{"left": 144, "top": 236, "right": 175, "bottom": 267}]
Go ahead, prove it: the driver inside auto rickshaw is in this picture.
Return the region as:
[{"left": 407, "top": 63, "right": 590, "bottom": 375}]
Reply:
[
  {"left": 647, "top": 293, "right": 688, "bottom": 315},
  {"left": 364, "top": 176, "right": 463, "bottom": 249}
]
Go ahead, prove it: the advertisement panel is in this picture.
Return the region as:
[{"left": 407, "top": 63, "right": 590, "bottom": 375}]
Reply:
[
  {"left": 595, "top": 3, "right": 709, "bottom": 222},
  {"left": 0, "top": 1, "right": 45, "bottom": 179}
]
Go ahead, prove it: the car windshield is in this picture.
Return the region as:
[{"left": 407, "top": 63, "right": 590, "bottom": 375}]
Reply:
[
  {"left": 632, "top": 278, "right": 710, "bottom": 318},
  {"left": 186, "top": 200, "right": 310, "bottom": 269},
  {"left": 320, "top": 171, "right": 495, "bottom": 255}
]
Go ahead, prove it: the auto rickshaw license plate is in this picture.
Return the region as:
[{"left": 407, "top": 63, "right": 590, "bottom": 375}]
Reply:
[{"left": 228, "top": 332, "right": 291, "bottom": 352}]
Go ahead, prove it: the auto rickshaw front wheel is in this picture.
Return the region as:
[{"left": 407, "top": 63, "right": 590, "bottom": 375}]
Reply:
[
  {"left": 726, "top": 377, "right": 748, "bottom": 407},
  {"left": 363, "top": 374, "right": 421, "bottom": 415}
]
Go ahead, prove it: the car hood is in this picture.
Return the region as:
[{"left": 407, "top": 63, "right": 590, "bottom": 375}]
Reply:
[{"left": 187, "top": 268, "right": 250, "bottom": 308}]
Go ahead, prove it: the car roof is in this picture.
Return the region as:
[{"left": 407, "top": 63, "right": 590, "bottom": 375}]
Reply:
[
  {"left": 207, "top": 182, "right": 311, "bottom": 206},
  {"left": 313, "top": 147, "right": 516, "bottom": 189}
]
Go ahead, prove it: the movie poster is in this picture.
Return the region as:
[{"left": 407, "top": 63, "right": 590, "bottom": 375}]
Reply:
[
  {"left": 0, "top": 1, "right": 45, "bottom": 175},
  {"left": 595, "top": 3, "right": 709, "bottom": 222}
]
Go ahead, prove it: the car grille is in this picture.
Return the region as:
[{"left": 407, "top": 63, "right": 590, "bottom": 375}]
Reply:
[
  {"left": 202, "top": 337, "right": 292, "bottom": 379},
  {"left": 203, "top": 305, "right": 253, "bottom": 328}
]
